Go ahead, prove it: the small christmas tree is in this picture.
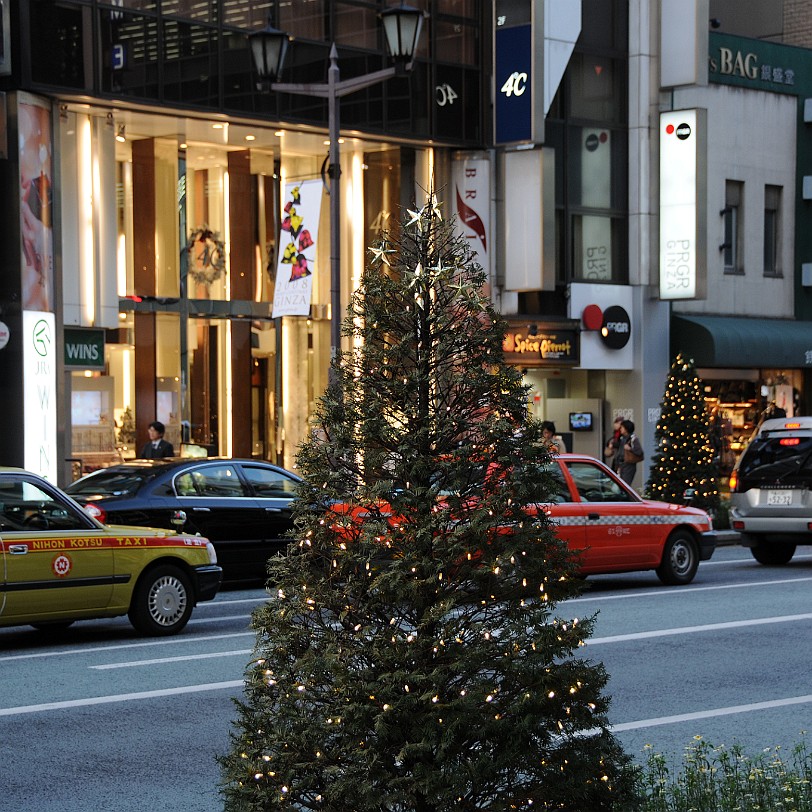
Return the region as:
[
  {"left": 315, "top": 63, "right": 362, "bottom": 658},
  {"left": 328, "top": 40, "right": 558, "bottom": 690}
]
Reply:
[
  {"left": 117, "top": 406, "right": 136, "bottom": 448},
  {"left": 645, "top": 353, "right": 720, "bottom": 513},
  {"left": 220, "top": 195, "right": 638, "bottom": 811}
]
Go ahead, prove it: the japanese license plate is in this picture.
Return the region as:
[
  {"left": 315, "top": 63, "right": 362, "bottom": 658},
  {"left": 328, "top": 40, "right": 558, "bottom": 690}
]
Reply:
[{"left": 766, "top": 490, "right": 793, "bottom": 506}]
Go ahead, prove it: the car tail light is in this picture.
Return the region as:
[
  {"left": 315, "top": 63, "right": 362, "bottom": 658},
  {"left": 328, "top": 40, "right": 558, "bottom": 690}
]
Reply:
[
  {"left": 728, "top": 470, "right": 739, "bottom": 492},
  {"left": 83, "top": 502, "right": 107, "bottom": 523},
  {"left": 784, "top": 422, "right": 801, "bottom": 429},
  {"left": 780, "top": 438, "right": 801, "bottom": 446},
  {"left": 732, "top": 520, "right": 744, "bottom": 531}
]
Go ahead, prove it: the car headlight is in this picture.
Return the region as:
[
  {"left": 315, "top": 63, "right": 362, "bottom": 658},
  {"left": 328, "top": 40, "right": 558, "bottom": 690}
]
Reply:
[{"left": 206, "top": 541, "right": 218, "bottom": 564}]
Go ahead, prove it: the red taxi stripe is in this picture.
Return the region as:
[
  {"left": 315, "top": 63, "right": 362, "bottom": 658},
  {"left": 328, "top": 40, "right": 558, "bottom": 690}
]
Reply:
[{"left": 21, "top": 536, "right": 208, "bottom": 552}]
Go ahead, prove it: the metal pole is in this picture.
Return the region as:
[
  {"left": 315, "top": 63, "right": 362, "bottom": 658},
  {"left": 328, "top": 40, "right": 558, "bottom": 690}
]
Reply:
[{"left": 328, "top": 45, "right": 341, "bottom": 368}]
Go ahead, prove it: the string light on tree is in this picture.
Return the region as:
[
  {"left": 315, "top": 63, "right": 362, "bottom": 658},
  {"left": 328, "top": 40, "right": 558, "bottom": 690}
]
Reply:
[{"left": 219, "top": 192, "right": 637, "bottom": 810}]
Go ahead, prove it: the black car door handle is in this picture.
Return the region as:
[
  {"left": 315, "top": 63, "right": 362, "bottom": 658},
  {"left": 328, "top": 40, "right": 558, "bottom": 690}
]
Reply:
[
  {"left": 192, "top": 507, "right": 211, "bottom": 512},
  {"left": 588, "top": 513, "right": 600, "bottom": 521},
  {"left": 264, "top": 507, "right": 282, "bottom": 513},
  {"left": 9, "top": 544, "right": 28, "bottom": 554}
]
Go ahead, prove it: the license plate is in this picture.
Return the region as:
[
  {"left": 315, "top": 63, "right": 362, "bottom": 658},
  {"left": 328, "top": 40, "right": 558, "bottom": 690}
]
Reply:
[{"left": 767, "top": 491, "right": 793, "bottom": 506}]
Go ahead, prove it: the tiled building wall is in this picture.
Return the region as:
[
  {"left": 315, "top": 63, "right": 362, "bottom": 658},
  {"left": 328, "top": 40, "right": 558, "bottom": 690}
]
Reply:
[{"left": 783, "top": 1, "right": 812, "bottom": 47}]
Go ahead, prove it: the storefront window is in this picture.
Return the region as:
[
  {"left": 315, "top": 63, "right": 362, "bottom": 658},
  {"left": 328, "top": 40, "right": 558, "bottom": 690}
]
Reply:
[
  {"left": 335, "top": 3, "right": 378, "bottom": 49},
  {"left": 702, "top": 370, "right": 802, "bottom": 481},
  {"left": 435, "top": 20, "right": 478, "bottom": 66},
  {"left": 185, "top": 146, "right": 228, "bottom": 301},
  {"left": 280, "top": 0, "right": 326, "bottom": 40},
  {"left": 571, "top": 215, "right": 625, "bottom": 283},
  {"left": 161, "top": 0, "right": 214, "bottom": 21},
  {"left": 67, "top": 104, "right": 432, "bottom": 469}
]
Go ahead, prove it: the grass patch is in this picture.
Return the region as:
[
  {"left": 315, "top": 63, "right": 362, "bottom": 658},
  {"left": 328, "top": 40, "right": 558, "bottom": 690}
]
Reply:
[{"left": 637, "top": 735, "right": 812, "bottom": 811}]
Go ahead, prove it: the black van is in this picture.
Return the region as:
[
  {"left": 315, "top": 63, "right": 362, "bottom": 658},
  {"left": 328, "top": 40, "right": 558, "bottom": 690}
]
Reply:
[{"left": 729, "top": 417, "right": 812, "bottom": 564}]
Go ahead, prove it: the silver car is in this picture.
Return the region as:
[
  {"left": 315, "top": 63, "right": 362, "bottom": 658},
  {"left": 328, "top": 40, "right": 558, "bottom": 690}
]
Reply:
[{"left": 729, "top": 417, "right": 812, "bottom": 564}]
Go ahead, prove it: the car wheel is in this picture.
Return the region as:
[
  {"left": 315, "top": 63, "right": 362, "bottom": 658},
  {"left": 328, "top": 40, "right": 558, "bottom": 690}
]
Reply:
[
  {"left": 751, "top": 541, "right": 796, "bottom": 565},
  {"left": 656, "top": 530, "right": 699, "bottom": 585},
  {"left": 128, "top": 565, "right": 194, "bottom": 636}
]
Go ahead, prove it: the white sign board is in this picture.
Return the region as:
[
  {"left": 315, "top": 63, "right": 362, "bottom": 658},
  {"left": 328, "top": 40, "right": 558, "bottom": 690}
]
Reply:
[
  {"left": 660, "top": 109, "right": 702, "bottom": 300},
  {"left": 23, "top": 311, "right": 57, "bottom": 480}
]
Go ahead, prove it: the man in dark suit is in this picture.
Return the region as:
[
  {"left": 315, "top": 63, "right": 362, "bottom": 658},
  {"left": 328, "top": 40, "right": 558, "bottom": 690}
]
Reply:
[{"left": 140, "top": 420, "right": 175, "bottom": 459}]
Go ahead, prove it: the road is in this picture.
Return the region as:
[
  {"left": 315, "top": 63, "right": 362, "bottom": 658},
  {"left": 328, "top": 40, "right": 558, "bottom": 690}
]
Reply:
[{"left": 1, "top": 545, "right": 811, "bottom": 810}]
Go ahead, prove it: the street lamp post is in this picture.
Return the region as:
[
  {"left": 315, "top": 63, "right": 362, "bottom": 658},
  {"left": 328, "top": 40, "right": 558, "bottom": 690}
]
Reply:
[{"left": 249, "top": 5, "right": 426, "bottom": 370}]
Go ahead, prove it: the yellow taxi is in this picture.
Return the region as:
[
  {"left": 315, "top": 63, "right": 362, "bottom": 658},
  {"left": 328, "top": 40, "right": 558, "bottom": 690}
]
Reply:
[{"left": 0, "top": 468, "right": 222, "bottom": 635}]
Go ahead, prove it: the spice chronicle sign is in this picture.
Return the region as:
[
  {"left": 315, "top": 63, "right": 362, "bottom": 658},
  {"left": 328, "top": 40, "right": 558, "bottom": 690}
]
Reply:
[{"left": 502, "top": 324, "right": 580, "bottom": 367}]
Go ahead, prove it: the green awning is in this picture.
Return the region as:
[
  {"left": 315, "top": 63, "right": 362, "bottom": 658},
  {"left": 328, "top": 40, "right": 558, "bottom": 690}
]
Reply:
[{"left": 672, "top": 314, "right": 812, "bottom": 368}]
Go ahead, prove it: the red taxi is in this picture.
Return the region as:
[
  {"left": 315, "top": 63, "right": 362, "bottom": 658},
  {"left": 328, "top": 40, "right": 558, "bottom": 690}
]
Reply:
[
  {"left": 329, "top": 454, "right": 716, "bottom": 585},
  {"left": 536, "top": 454, "right": 716, "bottom": 584}
]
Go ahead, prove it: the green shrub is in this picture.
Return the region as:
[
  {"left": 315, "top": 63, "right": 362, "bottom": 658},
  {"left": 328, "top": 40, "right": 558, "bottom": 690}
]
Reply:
[{"left": 638, "top": 735, "right": 812, "bottom": 811}]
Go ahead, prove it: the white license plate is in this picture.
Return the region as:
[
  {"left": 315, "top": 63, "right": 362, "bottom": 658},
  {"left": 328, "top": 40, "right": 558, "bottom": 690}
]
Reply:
[{"left": 767, "top": 491, "right": 793, "bottom": 506}]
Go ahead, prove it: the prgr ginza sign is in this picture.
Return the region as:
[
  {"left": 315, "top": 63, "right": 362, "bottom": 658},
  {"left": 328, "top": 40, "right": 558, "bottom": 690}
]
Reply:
[{"left": 659, "top": 109, "right": 707, "bottom": 300}]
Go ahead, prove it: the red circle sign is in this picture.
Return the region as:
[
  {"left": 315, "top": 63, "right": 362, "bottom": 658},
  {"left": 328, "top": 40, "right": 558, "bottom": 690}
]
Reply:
[{"left": 582, "top": 304, "right": 603, "bottom": 331}]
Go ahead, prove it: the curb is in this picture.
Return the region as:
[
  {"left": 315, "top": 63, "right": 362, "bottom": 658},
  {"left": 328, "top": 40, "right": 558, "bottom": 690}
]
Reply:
[{"left": 714, "top": 529, "right": 741, "bottom": 546}]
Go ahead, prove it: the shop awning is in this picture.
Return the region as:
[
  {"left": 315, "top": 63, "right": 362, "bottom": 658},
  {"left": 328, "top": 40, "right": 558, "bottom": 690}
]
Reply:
[{"left": 672, "top": 314, "right": 812, "bottom": 368}]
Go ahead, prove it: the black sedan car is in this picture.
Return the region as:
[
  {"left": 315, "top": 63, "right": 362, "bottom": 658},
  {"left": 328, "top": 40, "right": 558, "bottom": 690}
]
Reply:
[{"left": 65, "top": 459, "right": 301, "bottom": 583}]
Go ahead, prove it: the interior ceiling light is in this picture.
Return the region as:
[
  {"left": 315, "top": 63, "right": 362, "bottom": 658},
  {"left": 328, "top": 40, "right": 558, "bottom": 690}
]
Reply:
[{"left": 245, "top": 134, "right": 256, "bottom": 141}]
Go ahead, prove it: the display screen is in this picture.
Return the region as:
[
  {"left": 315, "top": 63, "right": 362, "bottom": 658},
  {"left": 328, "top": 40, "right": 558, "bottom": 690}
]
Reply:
[{"left": 569, "top": 412, "right": 593, "bottom": 431}]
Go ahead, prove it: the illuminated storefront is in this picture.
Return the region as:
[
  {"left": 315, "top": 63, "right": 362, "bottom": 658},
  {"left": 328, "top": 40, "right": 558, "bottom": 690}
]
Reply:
[
  {"left": 56, "top": 109, "right": 439, "bottom": 472},
  {"left": 0, "top": 1, "right": 485, "bottom": 482}
]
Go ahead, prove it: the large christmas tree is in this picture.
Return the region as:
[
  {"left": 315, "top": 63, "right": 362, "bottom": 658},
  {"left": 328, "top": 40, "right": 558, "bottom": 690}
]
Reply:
[
  {"left": 645, "top": 353, "right": 720, "bottom": 513},
  {"left": 220, "top": 196, "right": 637, "bottom": 811}
]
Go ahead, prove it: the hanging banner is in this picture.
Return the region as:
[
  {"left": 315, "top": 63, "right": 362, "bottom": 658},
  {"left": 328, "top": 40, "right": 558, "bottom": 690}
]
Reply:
[
  {"left": 272, "top": 179, "right": 322, "bottom": 318},
  {"left": 19, "top": 93, "right": 54, "bottom": 313},
  {"left": 452, "top": 156, "right": 490, "bottom": 280}
]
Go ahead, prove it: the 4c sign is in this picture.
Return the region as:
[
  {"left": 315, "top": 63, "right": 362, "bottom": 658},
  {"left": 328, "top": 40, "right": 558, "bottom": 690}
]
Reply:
[
  {"left": 494, "top": 24, "right": 532, "bottom": 144},
  {"left": 500, "top": 71, "right": 528, "bottom": 97}
]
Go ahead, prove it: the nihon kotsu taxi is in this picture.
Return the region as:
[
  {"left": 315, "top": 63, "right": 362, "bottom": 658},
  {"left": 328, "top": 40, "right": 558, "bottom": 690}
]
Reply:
[{"left": 0, "top": 468, "right": 222, "bottom": 635}]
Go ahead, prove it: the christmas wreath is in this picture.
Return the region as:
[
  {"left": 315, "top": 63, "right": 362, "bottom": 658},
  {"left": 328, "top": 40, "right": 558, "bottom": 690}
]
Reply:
[{"left": 187, "top": 226, "right": 227, "bottom": 286}]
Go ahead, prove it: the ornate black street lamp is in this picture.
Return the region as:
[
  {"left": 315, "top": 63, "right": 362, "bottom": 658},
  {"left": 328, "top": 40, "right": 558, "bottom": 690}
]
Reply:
[{"left": 249, "top": 4, "right": 426, "bottom": 369}]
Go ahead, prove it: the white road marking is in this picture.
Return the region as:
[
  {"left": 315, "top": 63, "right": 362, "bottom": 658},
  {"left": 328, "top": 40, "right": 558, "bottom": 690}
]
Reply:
[
  {"left": 612, "top": 694, "right": 812, "bottom": 732},
  {"left": 588, "top": 612, "right": 812, "bottom": 645},
  {"left": 202, "top": 596, "right": 271, "bottom": 606},
  {"left": 0, "top": 681, "right": 245, "bottom": 717},
  {"left": 90, "top": 649, "right": 252, "bottom": 669},
  {"left": 570, "top": 575, "right": 812, "bottom": 603},
  {"left": 0, "top": 630, "right": 256, "bottom": 662}
]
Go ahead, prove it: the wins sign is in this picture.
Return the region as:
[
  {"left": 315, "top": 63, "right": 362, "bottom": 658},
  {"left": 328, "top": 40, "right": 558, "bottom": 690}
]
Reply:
[{"left": 64, "top": 327, "right": 105, "bottom": 370}]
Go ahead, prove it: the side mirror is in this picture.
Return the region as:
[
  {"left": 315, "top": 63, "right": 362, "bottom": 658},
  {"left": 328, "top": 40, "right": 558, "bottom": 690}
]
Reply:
[
  {"left": 171, "top": 509, "right": 187, "bottom": 528},
  {"left": 683, "top": 488, "right": 696, "bottom": 504}
]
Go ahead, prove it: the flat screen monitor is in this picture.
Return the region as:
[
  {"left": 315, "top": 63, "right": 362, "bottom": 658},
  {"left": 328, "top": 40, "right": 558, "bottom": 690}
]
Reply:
[{"left": 569, "top": 411, "right": 593, "bottom": 431}]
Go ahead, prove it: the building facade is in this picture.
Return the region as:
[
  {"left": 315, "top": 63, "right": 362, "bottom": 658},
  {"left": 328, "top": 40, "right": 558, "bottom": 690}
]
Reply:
[
  {"left": 0, "top": 0, "right": 485, "bottom": 480},
  {"left": 2, "top": 0, "right": 811, "bottom": 490}
]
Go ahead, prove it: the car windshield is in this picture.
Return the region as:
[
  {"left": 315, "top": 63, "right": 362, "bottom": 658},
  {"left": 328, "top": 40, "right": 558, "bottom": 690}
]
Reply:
[
  {"left": 738, "top": 436, "right": 812, "bottom": 484},
  {"left": 65, "top": 467, "right": 156, "bottom": 497}
]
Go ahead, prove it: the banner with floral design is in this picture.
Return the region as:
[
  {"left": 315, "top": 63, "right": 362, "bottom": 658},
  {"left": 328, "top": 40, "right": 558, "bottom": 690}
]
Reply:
[{"left": 272, "top": 179, "right": 322, "bottom": 318}]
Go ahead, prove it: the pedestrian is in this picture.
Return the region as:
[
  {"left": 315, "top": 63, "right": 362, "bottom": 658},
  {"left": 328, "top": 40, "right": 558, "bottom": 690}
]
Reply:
[
  {"left": 616, "top": 419, "right": 643, "bottom": 485},
  {"left": 604, "top": 416, "right": 623, "bottom": 470},
  {"left": 140, "top": 420, "right": 175, "bottom": 459},
  {"left": 540, "top": 420, "right": 565, "bottom": 454}
]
